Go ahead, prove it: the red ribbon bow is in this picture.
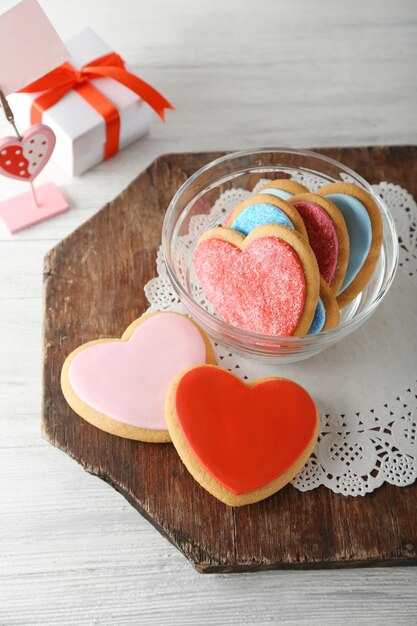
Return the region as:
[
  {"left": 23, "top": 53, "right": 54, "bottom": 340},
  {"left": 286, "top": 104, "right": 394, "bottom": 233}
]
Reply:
[{"left": 19, "top": 52, "right": 174, "bottom": 159}]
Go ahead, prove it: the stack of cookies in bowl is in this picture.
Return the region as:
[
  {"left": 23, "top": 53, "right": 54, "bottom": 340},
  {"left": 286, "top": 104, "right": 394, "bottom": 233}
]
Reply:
[{"left": 193, "top": 178, "right": 383, "bottom": 338}]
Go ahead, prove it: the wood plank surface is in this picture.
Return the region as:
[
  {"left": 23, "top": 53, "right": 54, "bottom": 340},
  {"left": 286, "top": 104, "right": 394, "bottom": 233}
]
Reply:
[
  {"left": 43, "top": 146, "right": 417, "bottom": 573},
  {"left": 2, "top": 0, "right": 417, "bottom": 620}
]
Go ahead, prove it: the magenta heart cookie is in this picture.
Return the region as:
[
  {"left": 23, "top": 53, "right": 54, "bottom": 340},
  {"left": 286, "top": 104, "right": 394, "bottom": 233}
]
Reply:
[
  {"left": 288, "top": 192, "right": 350, "bottom": 295},
  {"left": 0, "top": 124, "right": 55, "bottom": 182},
  {"left": 193, "top": 224, "right": 320, "bottom": 337},
  {"left": 61, "top": 312, "right": 216, "bottom": 442}
]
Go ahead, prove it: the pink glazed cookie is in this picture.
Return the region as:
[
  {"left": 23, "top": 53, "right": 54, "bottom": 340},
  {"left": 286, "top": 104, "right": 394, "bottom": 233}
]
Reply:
[{"left": 61, "top": 312, "right": 216, "bottom": 442}]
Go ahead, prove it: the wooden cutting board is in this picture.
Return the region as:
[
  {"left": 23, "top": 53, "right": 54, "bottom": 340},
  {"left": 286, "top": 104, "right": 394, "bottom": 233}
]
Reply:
[{"left": 42, "top": 146, "right": 417, "bottom": 573}]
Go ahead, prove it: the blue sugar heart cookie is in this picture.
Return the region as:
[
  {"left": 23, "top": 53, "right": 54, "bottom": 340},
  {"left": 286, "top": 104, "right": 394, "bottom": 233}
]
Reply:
[
  {"left": 231, "top": 203, "right": 294, "bottom": 236},
  {"left": 224, "top": 193, "right": 309, "bottom": 240},
  {"left": 307, "top": 298, "right": 326, "bottom": 334}
]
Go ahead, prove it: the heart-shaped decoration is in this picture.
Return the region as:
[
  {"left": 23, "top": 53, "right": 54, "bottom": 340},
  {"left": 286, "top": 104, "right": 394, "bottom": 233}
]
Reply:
[
  {"left": 166, "top": 365, "right": 320, "bottom": 506},
  {"left": 0, "top": 124, "right": 55, "bottom": 182},
  {"left": 193, "top": 224, "right": 320, "bottom": 336},
  {"left": 61, "top": 312, "right": 215, "bottom": 442}
]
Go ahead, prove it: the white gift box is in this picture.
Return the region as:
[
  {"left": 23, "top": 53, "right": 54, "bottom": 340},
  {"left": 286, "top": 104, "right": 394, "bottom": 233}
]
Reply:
[{"left": 9, "top": 28, "right": 153, "bottom": 176}]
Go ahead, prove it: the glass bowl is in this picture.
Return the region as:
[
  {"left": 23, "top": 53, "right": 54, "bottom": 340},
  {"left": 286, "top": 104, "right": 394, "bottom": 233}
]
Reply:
[{"left": 162, "top": 148, "right": 398, "bottom": 363}]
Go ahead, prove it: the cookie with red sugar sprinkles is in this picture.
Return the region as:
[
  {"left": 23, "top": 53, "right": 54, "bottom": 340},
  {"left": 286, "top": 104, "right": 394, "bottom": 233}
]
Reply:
[
  {"left": 288, "top": 192, "right": 350, "bottom": 295},
  {"left": 193, "top": 224, "right": 320, "bottom": 337}
]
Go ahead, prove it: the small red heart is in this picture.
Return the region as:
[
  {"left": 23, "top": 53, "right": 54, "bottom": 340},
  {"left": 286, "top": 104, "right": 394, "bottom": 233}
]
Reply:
[
  {"left": 168, "top": 366, "right": 319, "bottom": 504},
  {"left": 0, "top": 124, "right": 55, "bottom": 182}
]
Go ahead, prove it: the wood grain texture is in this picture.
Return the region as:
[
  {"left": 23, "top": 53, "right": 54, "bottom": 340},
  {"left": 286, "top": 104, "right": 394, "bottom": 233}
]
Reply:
[
  {"left": 2, "top": 0, "right": 417, "bottom": 620},
  {"left": 43, "top": 146, "right": 417, "bottom": 573}
]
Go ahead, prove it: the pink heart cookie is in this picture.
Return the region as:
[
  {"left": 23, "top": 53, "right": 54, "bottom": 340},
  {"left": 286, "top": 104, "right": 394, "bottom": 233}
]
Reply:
[
  {"left": 0, "top": 124, "right": 55, "bottom": 182},
  {"left": 61, "top": 312, "right": 216, "bottom": 442},
  {"left": 193, "top": 224, "right": 320, "bottom": 336}
]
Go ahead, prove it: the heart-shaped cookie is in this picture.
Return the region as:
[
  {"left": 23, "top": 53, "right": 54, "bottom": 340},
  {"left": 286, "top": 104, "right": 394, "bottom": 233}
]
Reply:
[
  {"left": 0, "top": 124, "right": 55, "bottom": 182},
  {"left": 166, "top": 365, "right": 320, "bottom": 506},
  {"left": 61, "top": 312, "right": 216, "bottom": 442},
  {"left": 224, "top": 193, "right": 308, "bottom": 240},
  {"left": 193, "top": 224, "right": 320, "bottom": 336},
  {"left": 288, "top": 193, "right": 350, "bottom": 295},
  {"left": 308, "top": 277, "right": 340, "bottom": 334},
  {"left": 315, "top": 182, "right": 383, "bottom": 307},
  {"left": 259, "top": 178, "right": 309, "bottom": 200}
]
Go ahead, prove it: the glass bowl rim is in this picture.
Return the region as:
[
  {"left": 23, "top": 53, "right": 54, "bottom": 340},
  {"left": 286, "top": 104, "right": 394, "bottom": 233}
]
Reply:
[{"left": 161, "top": 147, "right": 399, "bottom": 347}]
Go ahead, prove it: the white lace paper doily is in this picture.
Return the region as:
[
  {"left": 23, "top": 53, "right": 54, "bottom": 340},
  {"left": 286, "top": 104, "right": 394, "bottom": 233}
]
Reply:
[{"left": 145, "top": 178, "right": 417, "bottom": 496}]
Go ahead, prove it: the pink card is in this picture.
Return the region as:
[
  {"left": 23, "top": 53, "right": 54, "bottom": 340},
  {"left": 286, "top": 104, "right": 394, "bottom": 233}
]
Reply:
[
  {"left": 0, "top": 0, "right": 69, "bottom": 95},
  {"left": 0, "top": 182, "right": 68, "bottom": 234}
]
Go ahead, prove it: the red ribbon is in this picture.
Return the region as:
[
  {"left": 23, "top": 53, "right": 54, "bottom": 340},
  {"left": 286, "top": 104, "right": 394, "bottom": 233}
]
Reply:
[{"left": 19, "top": 52, "right": 174, "bottom": 159}]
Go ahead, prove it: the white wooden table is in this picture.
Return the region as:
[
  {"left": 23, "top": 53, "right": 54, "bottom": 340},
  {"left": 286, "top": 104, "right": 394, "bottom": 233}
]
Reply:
[{"left": 1, "top": 0, "right": 417, "bottom": 623}]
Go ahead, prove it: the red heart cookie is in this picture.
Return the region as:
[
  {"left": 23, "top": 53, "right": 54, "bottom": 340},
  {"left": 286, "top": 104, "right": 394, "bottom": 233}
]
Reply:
[
  {"left": 0, "top": 124, "right": 55, "bottom": 182},
  {"left": 193, "top": 224, "right": 320, "bottom": 336},
  {"left": 166, "top": 365, "right": 320, "bottom": 506}
]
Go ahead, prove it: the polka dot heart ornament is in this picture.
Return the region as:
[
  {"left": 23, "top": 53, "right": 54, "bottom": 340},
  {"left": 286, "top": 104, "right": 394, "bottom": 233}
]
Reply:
[
  {"left": 0, "top": 124, "right": 55, "bottom": 181},
  {"left": 0, "top": 122, "right": 68, "bottom": 234},
  {"left": 0, "top": 0, "right": 69, "bottom": 234}
]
